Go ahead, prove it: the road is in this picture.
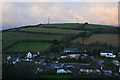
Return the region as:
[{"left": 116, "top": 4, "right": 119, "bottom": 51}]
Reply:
[{"left": 90, "top": 56, "right": 104, "bottom": 67}]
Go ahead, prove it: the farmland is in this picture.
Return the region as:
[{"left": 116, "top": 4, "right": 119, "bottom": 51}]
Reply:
[
  {"left": 20, "top": 27, "right": 84, "bottom": 34},
  {"left": 2, "top": 23, "right": 119, "bottom": 79},
  {"left": 72, "top": 34, "right": 118, "bottom": 47},
  {"left": 2, "top": 23, "right": 118, "bottom": 54},
  {"left": 2, "top": 32, "right": 64, "bottom": 48},
  {"left": 5, "top": 42, "right": 52, "bottom": 53}
]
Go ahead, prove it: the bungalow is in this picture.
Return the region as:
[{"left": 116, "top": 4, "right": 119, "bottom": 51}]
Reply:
[
  {"left": 7, "top": 56, "right": 11, "bottom": 61},
  {"left": 79, "top": 65, "right": 101, "bottom": 74},
  {"left": 63, "top": 48, "right": 79, "bottom": 53},
  {"left": 102, "top": 67, "right": 112, "bottom": 76},
  {"left": 6, "top": 55, "right": 19, "bottom": 64},
  {"left": 60, "top": 56, "right": 67, "bottom": 59},
  {"left": 100, "top": 50, "right": 116, "bottom": 58},
  {"left": 67, "top": 51, "right": 87, "bottom": 59},
  {"left": 57, "top": 68, "right": 72, "bottom": 74}
]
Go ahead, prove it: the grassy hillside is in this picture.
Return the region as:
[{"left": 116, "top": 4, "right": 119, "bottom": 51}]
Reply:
[
  {"left": 20, "top": 27, "right": 84, "bottom": 34},
  {"left": 3, "top": 32, "right": 64, "bottom": 49},
  {"left": 2, "top": 23, "right": 117, "bottom": 54},
  {"left": 72, "top": 34, "right": 118, "bottom": 47}
]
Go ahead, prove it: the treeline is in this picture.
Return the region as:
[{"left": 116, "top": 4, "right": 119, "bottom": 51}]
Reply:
[{"left": 9, "top": 30, "right": 73, "bottom": 35}]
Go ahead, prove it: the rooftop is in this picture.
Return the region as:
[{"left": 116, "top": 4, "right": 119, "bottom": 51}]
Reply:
[
  {"left": 101, "top": 50, "right": 113, "bottom": 53},
  {"left": 64, "top": 48, "right": 79, "bottom": 51}
]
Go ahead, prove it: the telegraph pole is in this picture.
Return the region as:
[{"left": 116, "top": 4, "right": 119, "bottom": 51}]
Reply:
[{"left": 48, "top": 16, "right": 50, "bottom": 24}]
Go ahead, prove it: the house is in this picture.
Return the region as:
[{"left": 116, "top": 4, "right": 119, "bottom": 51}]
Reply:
[
  {"left": 79, "top": 65, "right": 101, "bottom": 74},
  {"left": 67, "top": 51, "right": 87, "bottom": 59},
  {"left": 112, "top": 60, "right": 120, "bottom": 66},
  {"left": 57, "top": 69, "right": 67, "bottom": 74},
  {"left": 33, "top": 51, "right": 40, "bottom": 57},
  {"left": 26, "top": 51, "right": 40, "bottom": 61},
  {"left": 6, "top": 55, "right": 19, "bottom": 64},
  {"left": 102, "top": 67, "right": 112, "bottom": 76},
  {"left": 118, "top": 52, "right": 120, "bottom": 55},
  {"left": 27, "top": 52, "right": 32, "bottom": 59},
  {"left": 11, "top": 56, "right": 19, "bottom": 64},
  {"left": 63, "top": 48, "right": 79, "bottom": 53},
  {"left": 100, "top": 50, "right": 116, "bottom": 58},
  {"left": 60, "top": 56, "right": 67, "bottom": 59},
  {"left": 57, "top": 68, "right": 72, "bottom": 74},
  {"left": 7, "top": 56, "right": 11, "bottom": 61}
]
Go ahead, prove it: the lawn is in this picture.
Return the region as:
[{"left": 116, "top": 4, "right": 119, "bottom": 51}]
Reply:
[
  {"left": 40, "top": 75, "right": 70, "bottom": 78},
  {"left": 20, "top": 27, "right": 84, "bottom": 34},
  {"left": 72, "top": 34, "right": 118, "bottom": 47},
  {"left": 2, "top": 32, "right": 64, "bottom": 49},
  {"left": 5, "top": 42, "right": 52, "bottom": 52},
  {"left": 39, "top": 23, "right": 83, "bottom": 29}
]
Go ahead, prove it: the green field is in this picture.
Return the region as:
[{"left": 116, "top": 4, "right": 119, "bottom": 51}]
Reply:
[
  {"left": 72, "top": 34, "right": 118, "bottom": 47},
  {"left": 2, "top": 23, "right": 116, "bottom": 53},
  {"left": 5, "top": 42, "right": 52, "bottom": 52},
  {"left": 2, "top": 32, "right": 64, "bottom": 49},
  {"left": 20, "top": 27, "right": 84, "bottom": 34}
]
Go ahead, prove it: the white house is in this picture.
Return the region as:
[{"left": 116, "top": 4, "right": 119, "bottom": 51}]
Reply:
[
  {"left": 57, "top": 69, "right": 67, "bottom": 74},
  {"left": 79, "top": 65, "right": 101, "bottom": 74},
  {"left": 27, "top": 52, "right": 32, "bottom": 59},
  {"left": 26, "top": 51, "right": 40, "bottom": 61},
  {"left": 100, "top": 50, "right": 116, "bottom": 58},
  {"left": 7, "top": 56, "right": 11, "bottom": 61},
  {"left": 67, "top": 51, "right": 87, "bottom": 59},
  {"left": 60, "top": 56, "right": 67, "bottom": 59},
  {"left": 57, "top": 69, "right": 72, "bottom": 74}
]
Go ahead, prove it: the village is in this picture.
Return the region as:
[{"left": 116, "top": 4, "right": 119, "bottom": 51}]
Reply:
[{"left": 2, "top": 47, "right": 120, "bottom": 78}]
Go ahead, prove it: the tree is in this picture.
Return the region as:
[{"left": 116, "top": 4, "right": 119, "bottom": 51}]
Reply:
[
  {"left": 80, "top": 31, "right": 88, "bottom": 45},
  {"left": 104, "top": 42, "right": 107, "bottom": 47}
]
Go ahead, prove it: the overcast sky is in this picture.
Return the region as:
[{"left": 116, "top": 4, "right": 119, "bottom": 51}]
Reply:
[{"left": 1, "top": 2, "right": 118, "bottom": 30}]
